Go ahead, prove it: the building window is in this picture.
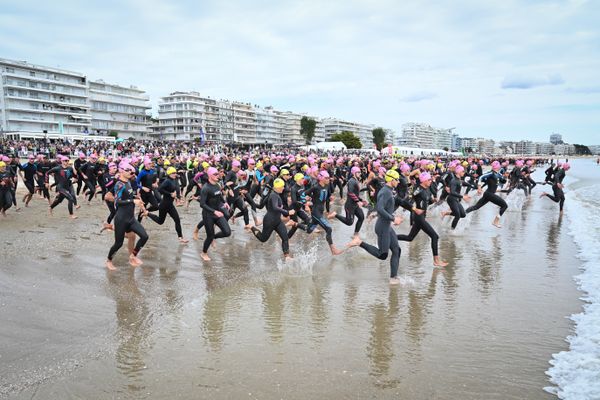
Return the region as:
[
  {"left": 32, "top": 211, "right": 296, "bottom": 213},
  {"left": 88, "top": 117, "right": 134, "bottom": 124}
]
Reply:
[{"left": 6, "top": 67, "right": 14, "bottom": 73}]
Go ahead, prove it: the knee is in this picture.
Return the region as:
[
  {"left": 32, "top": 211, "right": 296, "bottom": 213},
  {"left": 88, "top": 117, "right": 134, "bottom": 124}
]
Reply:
[{"left": 378, "top": 252, "right": 388, "bottom": 260}]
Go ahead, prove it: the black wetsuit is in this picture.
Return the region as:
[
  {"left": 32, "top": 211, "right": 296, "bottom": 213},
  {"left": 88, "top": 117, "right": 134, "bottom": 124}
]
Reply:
[
  {"left": 46, "top": 166, "right": 77, "bottom": 215},
  {"left": 466, "top": 171, "right": 508, "bottom": 216},
  {"left": 199, "top": 182, "right": 231, "bottom": 253},
  {"left": 147, "top": 177, "right": 183, "bottom": 238},
  {"left": 544, "top": 168, "right": 566, "bottom": 211},
  {"left": 251, "top": 191, "right": 291, "bottom": 254},
  {"left": 0, "top": 169, "right": 13, "bottom": 212},
  {"left": 306, "top": 183, "right": 334, "bottom": 245},
  {"left": 446, "top": 175, "right": 466, "bottom": 229},
  {"left": 397, "top": 184, "right": 440, "bottom": 256},
  {"left": 335, "top": 176, "right": 365, "bottom": 234},
  {"left": 107, "top": 180, "right": 149, "bottom": 260}
]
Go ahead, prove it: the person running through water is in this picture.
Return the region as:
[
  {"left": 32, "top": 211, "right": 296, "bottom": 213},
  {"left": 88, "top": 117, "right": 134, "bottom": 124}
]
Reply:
[
  {"left": 251, "top": 178, "right": 295, "bottom": 260},
  {"left": 305, "top": 170, "right": 345, "bottom": 255},
  {"left": 540, "top": 162, "right": 569, "bottom": 215},
  {"left": 441, "top": 165, "right": 471, "bottom": 229},
  {"left": 347, "top": 169, "right": 412, "bottom": 285},
  {"left": 106, "top": 163, "right": 149, "bottom": 270},
  {"left": 198, "top": 167, "right": 231, "bottom": 261},
  {"left": 0, "top": 161, "right": 14, "bottom": 217},
  {"left": 465, "top": 160, "right": 508, "bottom": 228},
  {"left": 45, "top": 155, "right": 80, "bottom": 219},
  {"left": 20, "top": 155, "right": 38, "bottom": 207},
  {"left": 331, "top": 166, "right": 366, "bottom": 239},
  {"left": 397, "top": 172, "right": 448, "bottom": 267},
  {"left": 147, "top": 167, "right": 189, "bottom": 243}
]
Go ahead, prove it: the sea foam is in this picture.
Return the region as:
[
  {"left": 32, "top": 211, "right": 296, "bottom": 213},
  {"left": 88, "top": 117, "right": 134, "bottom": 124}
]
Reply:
[{"left": 545, "top": 182, "right": 600, "bottom": 399}]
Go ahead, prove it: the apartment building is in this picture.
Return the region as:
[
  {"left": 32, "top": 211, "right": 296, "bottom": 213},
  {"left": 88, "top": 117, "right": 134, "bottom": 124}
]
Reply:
[
  {"left": 89, "top": 79, "right": 150, "bottom": 139},
  {"left": 0, "top": 58, "right": 90, "bottom": 135}
]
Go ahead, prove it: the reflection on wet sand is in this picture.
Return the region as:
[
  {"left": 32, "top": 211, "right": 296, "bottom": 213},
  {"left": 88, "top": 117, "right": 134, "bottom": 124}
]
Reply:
[{"left": 106, "top": 270, "right": 154, "bottom": 395}]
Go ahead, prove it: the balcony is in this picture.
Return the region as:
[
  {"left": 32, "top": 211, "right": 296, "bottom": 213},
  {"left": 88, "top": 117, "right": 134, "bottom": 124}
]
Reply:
[{"left": 3, "top": 71, "right": 87, "bottom": 89}]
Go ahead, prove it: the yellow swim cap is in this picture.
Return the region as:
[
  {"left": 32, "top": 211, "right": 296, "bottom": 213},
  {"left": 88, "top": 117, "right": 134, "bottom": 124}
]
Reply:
[
  {"left": 273, "top": 178, "right": 285, "bottom": 189},
  {"left": 164, "top": 160, "right": 171, "bottom": 166},
  {"left": 166, "top": 167, "right": 177, "bottom": 175},
  {"left": 256, "top": 161, "right": 263, "bottom": 169},
  {"left": 385, "top": 169, "right": 400, "bottom": 182},
  {"left": 462, "top": 161, "right": 468, "bottom": 167},
  {"left": 201, "top": 162, "right": 209, "bottom": 169},
  {"left": 426, "top": 163, "right": 435, "bottom": 170},
  {"left": 280, "top": 168, "right": 290, "bottom": 176},
  {"left": 193, "top": 161, "right": 199, "bottom": 167},
  {"left": 294, "top": 172, "right": 304, "bottom": 181},
  {"left": 0, "top": 161, "right": 5, "bottom": 168},
  {"left": 301, "top": 164, "right": 308, "bottom": 172}
]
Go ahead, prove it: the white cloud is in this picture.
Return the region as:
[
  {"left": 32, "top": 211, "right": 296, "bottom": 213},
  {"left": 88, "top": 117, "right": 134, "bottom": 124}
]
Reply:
[{"left": 1, "top": 0, "right": 599, "bottom": 143}]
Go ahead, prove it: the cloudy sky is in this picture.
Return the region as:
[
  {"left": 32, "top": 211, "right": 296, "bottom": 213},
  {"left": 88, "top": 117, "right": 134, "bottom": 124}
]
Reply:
[{"left": 1, "top": 0, "right": 599, "bottom": 144}]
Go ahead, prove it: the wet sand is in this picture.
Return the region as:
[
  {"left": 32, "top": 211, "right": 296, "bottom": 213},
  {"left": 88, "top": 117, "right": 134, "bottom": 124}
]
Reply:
[{"left": 0, "top": 171, "right": 582, "bottom": 399}]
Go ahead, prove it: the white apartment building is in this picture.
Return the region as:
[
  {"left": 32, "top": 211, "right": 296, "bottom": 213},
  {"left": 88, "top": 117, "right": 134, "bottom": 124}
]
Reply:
[
  {"left": 536, "top": 142, "right": 555, "bottom": 155},
  {"left": 554, "top": 143, "right": 575, "bottom": 156},
  {"left": 514, "top": 140, "right": 536, "bottom": 155},
  {"left": 0, "top": 58, "right": 91, "bottom": 135},
  {"left": 477, "top": 138, "right": 495, "bottom": 154},
  {"left": 89, "top": 80, "right": 150, "bottom": 139},
  {"left": 401, "top": 123, "right": 453, "bottom": 150},
  {"left": 321, "top": 118, "right": 375, "bottom": 147},
  {"left": 232, "top": 102, "right": 257, "bottom": 143},
  {"left": 158, "top": 91, "right": 207, "bottom": 141},
  {"left": 255, "top": 106, "right": 280, "bottom": 145},
  {"left": 278, "top": 111, "right": 303, "bottom": 145}
]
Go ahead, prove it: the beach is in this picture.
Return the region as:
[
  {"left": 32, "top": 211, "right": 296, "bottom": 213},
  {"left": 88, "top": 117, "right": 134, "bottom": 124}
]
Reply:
[{"left": 0, "top": 165, "right": 590, "bottom": 399}]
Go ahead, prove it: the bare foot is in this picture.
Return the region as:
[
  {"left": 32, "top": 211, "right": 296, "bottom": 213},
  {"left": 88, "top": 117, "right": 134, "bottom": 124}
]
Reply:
[
  {"left": 200, "top": 252, "right": 211, "bottom": 261},
  {"left": 433, "top": 257, "right": 448, "bottom": 267},
  {"left": 179, "top": 237, "right": 189, "bottom": 244},
  {"left": 313, "top": 228, "right": 322, "bottom": 234},
  {"left": 105, "top": 260, "right": 117, "bottom": 271},
  {"left": 192, "top": 228, "right": 199, "bottom": 240},
  {"left": 244, "top": 224, "right": 252, "bottom": 230},
  {"left": 75, "top": 205, "right": 81, "bottom": 210},
  {"left": 330, "top": 245, "right": 344, "bottom": 256},
  {"left": 284, "top": 254, "right": 294, "bottom": 261},
  {"left": 389, "top": 277, "right": 401, "bottom": 285},
  {"left": 129, "top": 255, "right": 143, "bottom": 267},
  {"left": 346, "top": 236, "right": 362, "bottom": 248},
  {"left": 48, "top": 207, "right": 53, "bottom": 216},
  {"left": 70, "top": 214, "right": 78, "bottom": 219}
]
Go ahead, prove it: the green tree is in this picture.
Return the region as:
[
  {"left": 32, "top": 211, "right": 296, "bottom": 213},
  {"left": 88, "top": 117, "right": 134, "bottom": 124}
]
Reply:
[
  {"left": 108, "top": 131, "right": 118, "bottom": 138},
  {"left": 330, "top": 131, "right": 362, "bottom": 149},
  {"left": 573, "top": 144, "right": 591, "bottom": 155},
  {"left": 372, "top": 127, "right": 386, "bottom": 150},
  {"left": 300, "top": 116, "right": 317, "bottom": 144}
]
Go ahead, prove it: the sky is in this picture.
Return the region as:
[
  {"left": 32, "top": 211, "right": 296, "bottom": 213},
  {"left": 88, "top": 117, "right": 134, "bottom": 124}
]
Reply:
[{"left": 1, "top": 0, "right": 599, "bottom": 144}]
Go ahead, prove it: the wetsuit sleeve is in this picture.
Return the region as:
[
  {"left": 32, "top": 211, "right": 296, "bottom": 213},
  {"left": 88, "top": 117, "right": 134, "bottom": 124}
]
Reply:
[
  {"left": 448, "top": 180, "right": 463, "bottom": 199},
  {"left": 377, "top": 189, "right": 395, "bottom": 222},
  {"left": 272, "top": 193, "right": 289, "bottom": 217},
  {"left": 158, "top": 179, "right": 171, "bottom": 196},
  {"left": 115, "top": 182, "right": 134, "bottom": 206},
  {"left": 45, "top": 166, "right": 60, "bottom": 183},
  {"left": 348, "top": 180, "right": 362, "bottom": 204},
  {"left": 199, "top": 186, "right": 215, "bottom": 213},
  {"left": 136, "top": 169, "right": 147, "bottom": 186}
]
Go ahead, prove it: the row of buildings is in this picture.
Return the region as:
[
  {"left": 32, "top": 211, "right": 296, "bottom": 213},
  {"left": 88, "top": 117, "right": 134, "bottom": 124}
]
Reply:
[
  {"left": 0, "top": 58, "right": 390, "bottom": 147},
  {"left": 398, "top": 123, "right": 581, "bottom": 156}
]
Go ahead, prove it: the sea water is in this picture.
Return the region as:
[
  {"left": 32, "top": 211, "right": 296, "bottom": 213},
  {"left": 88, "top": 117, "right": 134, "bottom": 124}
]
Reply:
[{"left": 545, "top": 159, "right": 600, "bottom": 399}]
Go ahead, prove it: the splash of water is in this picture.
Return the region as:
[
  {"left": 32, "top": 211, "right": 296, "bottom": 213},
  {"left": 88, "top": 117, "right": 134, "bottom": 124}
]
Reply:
[{"left": 276, "top": 244, "right": 319, "bottom": 276}]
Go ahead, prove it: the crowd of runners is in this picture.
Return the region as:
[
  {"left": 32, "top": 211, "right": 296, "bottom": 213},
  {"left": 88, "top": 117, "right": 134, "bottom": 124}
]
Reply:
[{"left": 0, "top": 139, "right": 571, "bottom": 284}]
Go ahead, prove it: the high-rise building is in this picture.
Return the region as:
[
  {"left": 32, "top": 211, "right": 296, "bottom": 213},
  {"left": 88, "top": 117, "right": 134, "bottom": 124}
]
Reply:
[
  {"left": 401, "top": 123, "right": 453, "bottom": 149},
  {"left": 550, "top": 133, "right": 563, "bottom": 145},
  {"left": 89, "top": 80, "right": 151, "bottom": 139},
  {"left": 157, "top": 91, "right": 205, "bottom": 141},
  {"left": 321, "top": 118, "right": 375, "bottom": 148},
  {"left": 0, "top": 58, "right": 91, "bottom": 135}
]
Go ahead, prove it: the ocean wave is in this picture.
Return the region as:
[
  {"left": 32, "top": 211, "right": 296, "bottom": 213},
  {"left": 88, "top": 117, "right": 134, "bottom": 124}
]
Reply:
[{"left": 545, "top": 183, "right": 600, "bottom": 399}]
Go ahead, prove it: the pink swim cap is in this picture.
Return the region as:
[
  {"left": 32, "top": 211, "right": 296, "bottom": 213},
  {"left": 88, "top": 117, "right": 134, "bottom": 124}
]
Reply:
[
  {"left": 236, "top": 169, "right": 247, "bottom": 177},
  {"left": 232, "top": 160, "right": 241, "bottom": 168},
  {"left": 119, "top": 163, "right": 135, "bottom": 172},
  {"left": 491, "top": 161, "right": 501, "bottom": 170},
  {"left": 318, "top": 170, "right": 330, "bottom": 180},
  {"left": 563, "top": 162, "right": 570, "bottom": 170},
  {"left": 526, "top": 160, "right": 533, "bottom": 166},
  {"left": 248, "top": 158, "right": 255, "bottom": 165},
  {"left": 79, "top": 152, "right": 85, "bottom": 159},
  {"left": 270, "top": 165, "right": 279, "bottom": 173},
  {"left": 351, "top": 166, "right": 361, "bottom": 175},
  {"left": 373, "top": 160, "right": 381, "bottom": 169},
  {"left": 400, "top": 163, "right": 410, "bottom": 173},
  {"left": 419, "top": 172, "right": 432, "bottom": 182},
  {"left": 515, "top": 160, "right": 524, "bottom": 167},
  {"left": 455, "top": 165, "right": 465, "bottom": 174},
  {"left": 206, "top": 167, "right": 219, "bottom": 176},
  {"left": 378, "top": 167, "right": 387, "bottom": 175},
  {"left": 59, "top": 155, "right": 69, "bottom": 162}
]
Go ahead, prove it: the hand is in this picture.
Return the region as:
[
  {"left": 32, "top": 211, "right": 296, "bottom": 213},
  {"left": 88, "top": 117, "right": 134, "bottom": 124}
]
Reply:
[
  {"left": 134, "top": 199, "right": 143, "bottom": 208},
  {"left": 393, "top": 216, "right": 403, "bottom": 225},
  {"left": 413, "top": 208, "right": 424, "bottom": 215},
  {"left": 214, "top": 210, "right": 224, "bottom": 218},
  {"left": 477, "top": 188, "right": 482, "bottom": 195},
  {"left": 171, "top": 192, "right": 177, "bottom": 198},
  {"left": 463, "top": 195, "right": 471, "bottom": 201},
  {"left": 361, "top": 201, "right": 368, "bottom": 207},
  {"left": 142, "top": 187, "right": 150, "bottom": 192},
  {"left": 289, "top": 209, "right": 295, "bottom": 215}
]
